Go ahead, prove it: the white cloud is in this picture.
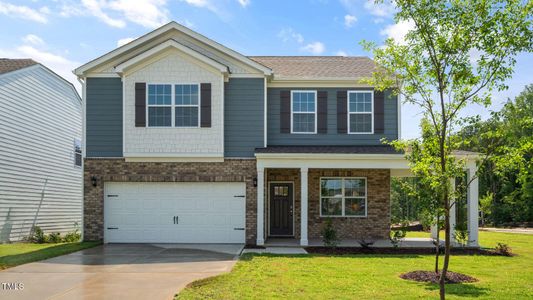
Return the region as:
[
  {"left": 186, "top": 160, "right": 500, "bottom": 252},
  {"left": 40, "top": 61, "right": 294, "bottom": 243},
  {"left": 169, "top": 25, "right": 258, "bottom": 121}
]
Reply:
[
  {"left": 107, "top": 0, "right": 169, "bottom": 28},
  {"left": 117, "top": 37, "right": 136, "bottom": 47},
  {"left": 0, "top": 42, "right": 80, "bottom": 91},
  {"left": 22, "top": 34, "right": 44, "bottom": 46},
  {"left": 301, "top": 42, "right": 325, "bottom": 55},
  {"left": 180, "top": 0, "right": 230, "bottom": 20},
  {"left": 237, "top": 0, "right": 250, "bottom": 7},
  {"left": 336, "top": 50, "right": 348, "bottom": 56},
  {"left": 363, "top": 0, "right": 396, "bottom": 18},
  {"left": 380, "top": 20, "right": 415, "bottom": 45},
  {"left": 0, "top": 2, "right": 48, "bottom": 23},
  {"left": 344, "top": 14, "right": 357, "bottom": 28},
  {"left": 60, "top": 0, "right": 168, "bottom": 29},
  {"left": 81, "top": 0, "right": 126, "bottom": 28},
  {"left": 278, "top": 27, "right": 304, "bottom": 44}
]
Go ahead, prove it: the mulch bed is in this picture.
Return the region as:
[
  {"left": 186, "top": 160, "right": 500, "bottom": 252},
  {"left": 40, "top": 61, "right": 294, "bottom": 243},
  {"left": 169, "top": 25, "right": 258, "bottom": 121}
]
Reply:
[
  {"left": 305, "top": 247, "right": 508, "bottom": 256},
  {"left": 400, "top": 270, "right": 478, "bottom": 284}
]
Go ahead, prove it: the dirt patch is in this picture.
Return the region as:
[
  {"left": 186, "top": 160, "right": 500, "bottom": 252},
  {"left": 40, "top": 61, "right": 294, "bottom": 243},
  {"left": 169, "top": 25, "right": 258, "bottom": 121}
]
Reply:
[
  {"left": 400, "top": 270, "right": 478, "bottom": 284},
  {"left": 305, "top": 247, "right": 508, "bottom": 256}
]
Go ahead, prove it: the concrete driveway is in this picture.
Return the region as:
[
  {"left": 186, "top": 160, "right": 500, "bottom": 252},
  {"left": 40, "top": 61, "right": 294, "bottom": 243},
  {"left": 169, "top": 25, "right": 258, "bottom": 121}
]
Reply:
[{"left": 0, "top": 243, "right": 243, "bottom": 300}]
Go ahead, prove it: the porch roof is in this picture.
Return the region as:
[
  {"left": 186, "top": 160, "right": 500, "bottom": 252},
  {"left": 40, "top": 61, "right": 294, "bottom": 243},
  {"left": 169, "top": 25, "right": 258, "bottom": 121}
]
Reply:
[{"left": 255, "top": 145, "right": 402, "bottom": 155}]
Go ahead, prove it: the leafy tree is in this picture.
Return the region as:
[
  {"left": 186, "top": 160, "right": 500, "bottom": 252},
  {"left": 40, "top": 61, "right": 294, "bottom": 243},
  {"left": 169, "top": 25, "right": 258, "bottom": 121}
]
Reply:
[
  {"left": 363, "top": 1, "right": 532, "bottom": 298},
  {"left": 459, "top": 84, "right": 533, "bottom": 224}
]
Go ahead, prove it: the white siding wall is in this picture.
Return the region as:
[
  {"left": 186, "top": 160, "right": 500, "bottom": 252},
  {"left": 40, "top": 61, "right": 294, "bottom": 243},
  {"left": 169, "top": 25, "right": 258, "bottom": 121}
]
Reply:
[
  {"left": 124, "top": 49, "right": 223, "bottom": 156},
  {"left": 0, "top": 65, "right": 82, "bottom": 242}
]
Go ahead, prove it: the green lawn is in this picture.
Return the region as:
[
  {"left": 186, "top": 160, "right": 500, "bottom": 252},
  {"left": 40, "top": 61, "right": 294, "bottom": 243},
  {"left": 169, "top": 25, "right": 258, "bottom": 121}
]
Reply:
[
  {"left": 0, "top": 241, "right": 100, "bottom": 270},
  {"left": 177, "top": 232, "right": 533, "bottom": 299}
]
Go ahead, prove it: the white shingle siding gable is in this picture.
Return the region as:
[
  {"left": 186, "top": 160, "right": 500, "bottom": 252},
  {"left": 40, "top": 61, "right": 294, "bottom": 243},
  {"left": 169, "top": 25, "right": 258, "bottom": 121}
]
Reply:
[
  {"left": 0, "top": 65, "right": 82, "bottom": 242},
  {"left": 123, "top": 50, "right": 223, "bottom": 157}
]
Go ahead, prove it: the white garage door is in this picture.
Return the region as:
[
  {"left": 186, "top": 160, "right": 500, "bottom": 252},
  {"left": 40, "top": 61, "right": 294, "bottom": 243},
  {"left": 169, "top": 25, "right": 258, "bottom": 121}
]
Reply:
[{"left": 104, "top": 182, "right": 246, "bottom": 243}]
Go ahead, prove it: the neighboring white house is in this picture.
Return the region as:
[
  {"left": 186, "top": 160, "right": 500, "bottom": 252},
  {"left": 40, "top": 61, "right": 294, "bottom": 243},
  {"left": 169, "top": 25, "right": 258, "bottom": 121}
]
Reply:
[{"left": 0, "top": 59, "right": 82, "bottom": 242}]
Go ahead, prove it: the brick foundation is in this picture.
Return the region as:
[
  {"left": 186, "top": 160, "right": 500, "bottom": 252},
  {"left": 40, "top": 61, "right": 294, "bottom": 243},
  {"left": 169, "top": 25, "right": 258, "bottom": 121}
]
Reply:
[{"left": 83, "top": 158, "right": 257, "bottom": 244}]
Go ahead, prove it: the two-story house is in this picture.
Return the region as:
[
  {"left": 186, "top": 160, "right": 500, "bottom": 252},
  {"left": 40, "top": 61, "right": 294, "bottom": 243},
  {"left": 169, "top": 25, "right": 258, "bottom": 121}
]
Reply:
[{"left": 75, "top": 22, "right": 480, "bottom": 246}]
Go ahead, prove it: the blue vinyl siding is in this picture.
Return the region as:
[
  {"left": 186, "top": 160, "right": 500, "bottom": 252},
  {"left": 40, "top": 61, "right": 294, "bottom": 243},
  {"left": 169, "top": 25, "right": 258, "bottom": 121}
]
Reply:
[
  {"left": 224, "top": 78, "right": 264, "bottom": 157},
  {"left": 86, "top": 77, "right": 123, "bottom": 157},
  {"left": 267, "top": 88, "right": 398, "bottom": 145}
]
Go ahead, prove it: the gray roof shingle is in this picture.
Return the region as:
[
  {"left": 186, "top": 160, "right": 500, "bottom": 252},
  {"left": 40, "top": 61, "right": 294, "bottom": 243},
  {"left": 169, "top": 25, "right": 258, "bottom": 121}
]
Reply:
[
  {"left": 248, "top": 56, "right": 376, "bottom": 79},
  {"left": 0, "top": 58, "right": 38, "bottom": 75}
]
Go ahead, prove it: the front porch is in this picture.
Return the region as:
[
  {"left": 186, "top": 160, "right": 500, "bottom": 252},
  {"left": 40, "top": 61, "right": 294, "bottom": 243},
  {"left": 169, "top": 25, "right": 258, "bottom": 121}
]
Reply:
[{"left": 255, "top": 146, "right": 480, "bottom": 248}]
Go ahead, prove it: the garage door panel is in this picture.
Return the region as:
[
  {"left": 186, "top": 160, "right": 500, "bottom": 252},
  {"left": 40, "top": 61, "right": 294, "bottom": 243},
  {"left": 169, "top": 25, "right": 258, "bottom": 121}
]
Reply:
[{"left": 104, "top": 182, "right": 246, "bottom": 243}]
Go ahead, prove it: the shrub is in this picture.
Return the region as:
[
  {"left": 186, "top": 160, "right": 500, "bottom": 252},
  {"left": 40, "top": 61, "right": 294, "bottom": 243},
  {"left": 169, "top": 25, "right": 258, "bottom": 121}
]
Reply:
[
  {"left": 48, "top": 232, "right": 62, "bottom": 243},
  {"left": 494, "top": 243, "right": 513, "bottom": 256},
  {"left": 29, "top": 226, "right": 46, "bottom": 244},
  {"left": 63, "top": 229, "right": 81, "bottom": 243},
  {"left": 321, "top": 218, "right": 339, "bottom": 248},
  {"left": 454, "top": 223, "right": 469, "bottom": 247},
  {"left": 390, "top": 227, "right": 407, "bottom": 248},
  {"left": 358, "top": 239, "right": 374, "bottom": 249}
]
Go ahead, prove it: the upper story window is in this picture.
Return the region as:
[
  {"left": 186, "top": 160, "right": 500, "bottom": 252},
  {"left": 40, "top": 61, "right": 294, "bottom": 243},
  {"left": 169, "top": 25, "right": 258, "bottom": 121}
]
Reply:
[
  {"left": 348, "top": 91, "right": 373, "bottom": 134},
  {"left": 147, "top": 84, "right": 199, "bottom": 128},
  {"left": 74, "top": 139, "right": 82, "bottom": 167},
  {"left": 291, "top": 91, "right": 317, "bottom": 134}
]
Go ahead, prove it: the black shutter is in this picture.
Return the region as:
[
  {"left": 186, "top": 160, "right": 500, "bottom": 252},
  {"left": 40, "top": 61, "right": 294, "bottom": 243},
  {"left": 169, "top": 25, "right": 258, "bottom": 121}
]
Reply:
[
  {"left": 280, "top": 90, "right": 290, "bottom": 133},
  {"left": 317, "top": 91, "right": 328, "bottom": 134},
  {"left": 200, "top": 83, "right": 211, "bottom": 127},
  {"left": 337, "top": 90, "right": 347, "bottom": 133},
  {"left": 374, "top": 90, "right": 385, "bottom": 134},
  {"left": 135, "top": 82, "right": 146, "bottom": 127}
]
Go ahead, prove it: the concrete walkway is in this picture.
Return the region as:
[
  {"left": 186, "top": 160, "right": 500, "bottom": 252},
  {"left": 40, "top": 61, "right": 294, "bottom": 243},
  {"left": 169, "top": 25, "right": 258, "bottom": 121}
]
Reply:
[
  {"left": 480, "top": 227, "right": 533, "bottom": 235},
  {"left": 0, "top": 243, "right": 243, "bottom": 300}
]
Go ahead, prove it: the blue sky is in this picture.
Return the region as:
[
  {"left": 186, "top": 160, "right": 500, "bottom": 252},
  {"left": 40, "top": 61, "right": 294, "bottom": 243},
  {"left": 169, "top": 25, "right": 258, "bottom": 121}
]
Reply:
[{"left": 0, "top": 0, "right": 531, "bottom": 139}]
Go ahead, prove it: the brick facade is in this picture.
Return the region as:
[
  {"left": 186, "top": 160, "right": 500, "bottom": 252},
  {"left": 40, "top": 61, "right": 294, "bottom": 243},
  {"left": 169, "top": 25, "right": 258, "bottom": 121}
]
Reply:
[
  {"left": 83, "top": 158, "right": 257, "bottom": 244},
  {"left": 265, "top": 168, "right": 390, "bottom": 241},
  {"left": 84, "top": 159, "right": 390, "bottom": 245}
]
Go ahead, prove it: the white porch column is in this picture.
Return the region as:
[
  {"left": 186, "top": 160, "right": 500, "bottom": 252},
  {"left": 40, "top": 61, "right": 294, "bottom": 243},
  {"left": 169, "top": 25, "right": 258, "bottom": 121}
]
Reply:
[
  {"left": 449, "top": 177, "right": 457, "bottom": 246},
  {"left": 430, "top": 223, "right": 439, "bottom": 239},
  {"left": 256, "top": 168, "right": 265, "bottom": 246},
  {"left": 300, "top": 167, "right": 309, "bottom": 246},
  {"left": 467, "top": 162, "right": 479, "bottom": 247}
]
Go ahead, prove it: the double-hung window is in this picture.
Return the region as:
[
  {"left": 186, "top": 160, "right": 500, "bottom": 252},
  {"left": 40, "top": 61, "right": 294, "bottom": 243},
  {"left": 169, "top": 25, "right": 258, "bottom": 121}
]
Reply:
[
  {"left": 320, "top": 178, "right": 367, "bottom": 217},
  {"left": 147, "top": 84, "right": 199, "bottom": 127},
  {"left": 348, "top": 91, "right": 373, "bottom": 133},
  {"left": 291, "top": 91, "right": 317, "bottom": 133},
  {"left": 74, "top": 139, "right": 82, "bottom": 167}
]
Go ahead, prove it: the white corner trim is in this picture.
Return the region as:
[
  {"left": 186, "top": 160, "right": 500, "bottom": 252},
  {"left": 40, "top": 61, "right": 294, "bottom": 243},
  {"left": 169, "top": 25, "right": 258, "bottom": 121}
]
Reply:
[
  {"left": 114, "top": 39, "right": 229, "bottom": 74},
  {"left": 263, "top": 76, "right": 267, "bottom": 147},
  {"left": 397, "top": 92, "right": 402, "bottom": 139},
  {"left": 221, "top": 75, "right": 225, "bottom": 156},
  {"left": 74, "top": 21, "right": 272, "bottom": 76}
]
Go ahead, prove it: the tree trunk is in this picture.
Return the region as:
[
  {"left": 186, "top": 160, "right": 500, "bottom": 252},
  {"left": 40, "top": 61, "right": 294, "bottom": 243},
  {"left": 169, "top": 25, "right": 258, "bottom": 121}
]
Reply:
[
  {"left": 439, "top": 193, "right": 451, "bottom": 300},
  {"left": 434, "top": 211, "right": 440, "bottom": 273}
]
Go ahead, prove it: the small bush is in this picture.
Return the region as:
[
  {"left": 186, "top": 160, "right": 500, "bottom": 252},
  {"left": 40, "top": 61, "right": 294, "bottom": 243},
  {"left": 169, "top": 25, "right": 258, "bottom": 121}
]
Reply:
[
  {"left": 494, "top": 243, "right": 513, "bottom": 256},
  {"left": 390, "top": 227, "right": 407, "bottom": 248},
  {"left": 454, "top": 222, "right": 469, "bottom": 247},
  {"left": 63, "top": 229, "right": 81, "bottom": 243},
  {"left": 48, "top": 232, "right": 62, "bottom": 243},
  {"left": 321, "top": 218, "right": 339, "bottom": 248},
  {"left": 358, "top": 239, "right": 374, "bottom": 249},
  {"left": 29, "top": 226, "right": 46, "bottom": 244}
]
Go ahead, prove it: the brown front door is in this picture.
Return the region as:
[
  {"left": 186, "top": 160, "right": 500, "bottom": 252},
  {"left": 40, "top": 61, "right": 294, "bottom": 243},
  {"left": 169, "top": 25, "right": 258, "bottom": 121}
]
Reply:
[{"left": 269, "top": 183, "right": 293, "bottom": 236}]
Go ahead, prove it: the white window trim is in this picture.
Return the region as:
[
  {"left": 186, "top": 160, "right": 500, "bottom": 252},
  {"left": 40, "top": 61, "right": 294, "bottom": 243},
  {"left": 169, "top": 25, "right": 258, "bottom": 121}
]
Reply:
[
  {"left": 146, "top": 83, "right": 201, "bottom": 128},
  {"left": 347, "top": 90, "right": 374, "bottom": 134},
  {"left": 290, "top": 90, "right": 317, "bottom": 134},
  {"left": 319, "top": 177, "right": 368, "bottom": 218}
]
